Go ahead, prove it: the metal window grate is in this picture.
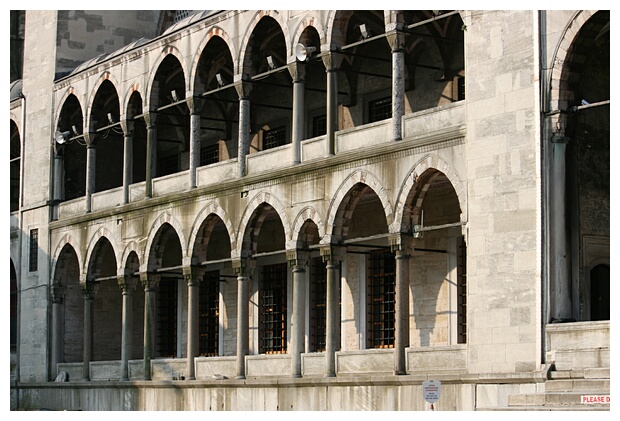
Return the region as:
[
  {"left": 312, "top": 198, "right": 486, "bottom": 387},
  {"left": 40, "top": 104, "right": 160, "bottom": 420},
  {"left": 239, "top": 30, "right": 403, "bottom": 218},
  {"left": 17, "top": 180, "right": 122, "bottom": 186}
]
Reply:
[
  {"left": 199, "top": 270, "right": 220, "bottom": 356},
  {"left": 368, "top": 96, "right": 392, "bottom": 123},
  {"left": 200, "top": 144, "right": 219, "bottom": 166},
  {"left": 157, "top": 278, "right": 177, "bottom": 357},
  {"left": 312, "top": 114, "right": 327, "bottom": 137},
  {"left": 29, "top": 229, "right": 38, "bottom": 272},
  {"left": 457, "top": 76, "right": 465, "bottom": 101},
  {"left": 310, "top": 257, "right": 327, "bottom": 352},
  {"left": 367, "top": 250, "right": 395, "bottom": 349},
  {"left": 260, "top": 263, "right": 287, "bottom": 354},
  {"left": 263, "top": 126, "right": 286, "bottom": 150},
  {"left": 457, "top": 236, "right": 467, "bottom": 344},
  {"left": 158, "top": 155, "right": 178, "bottom": 177}
]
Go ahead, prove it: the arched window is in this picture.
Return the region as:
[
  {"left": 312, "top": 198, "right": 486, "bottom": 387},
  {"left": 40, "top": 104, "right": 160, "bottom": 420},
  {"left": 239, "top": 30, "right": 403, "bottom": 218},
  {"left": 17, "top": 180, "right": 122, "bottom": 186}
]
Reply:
[{"left": 10, "top": 120, "right": 20, "bottom": 212}]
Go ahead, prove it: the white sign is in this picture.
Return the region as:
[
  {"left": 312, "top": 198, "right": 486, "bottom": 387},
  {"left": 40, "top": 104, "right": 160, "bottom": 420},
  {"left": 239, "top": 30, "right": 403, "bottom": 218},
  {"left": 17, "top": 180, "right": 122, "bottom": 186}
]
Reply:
[{"left": 422, "top": 380, "right": 441, "bottom": 404}]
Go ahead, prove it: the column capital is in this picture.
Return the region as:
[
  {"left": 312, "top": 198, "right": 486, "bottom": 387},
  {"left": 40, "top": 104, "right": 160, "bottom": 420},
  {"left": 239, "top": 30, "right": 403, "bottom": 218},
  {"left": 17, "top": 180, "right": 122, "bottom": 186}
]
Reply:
[
  {"left": 234, "top": 78, "right": 253, "bottom": 99},
  {"left": 120, "top": 119, "right": 135, "bottom": 135},
  {"left": 50, "top": 283, "right": 65, "bottom": 304},
  {"left": 385, "top": 22, "right": 406, "bottom": 52},
  {"left": 182, "top": 265, "right": 206, "bottom": 286},
  {"left": 139, "top": 272, "right": 160, "bottom": 291},
  {"left": 550, "top": 132, "right": 571, "bottom": 144},
  {"left": 80, "top": 280, "right": 99, "bottom": 299},
  {"left": 117, "top": 275, "right": 138, "bottom": 292},
  {"left": 321, "top": 51, "right": 344, "bottom": 71},
  {"left": 83, "top": 132, "right": 97, "bottom": 147},
  {"left": 232, "top": 257, "right": 256, "bottom": 276},
  {"left": 320, "top": 244, "right": 345, "bottom": 263},
  {"left": 186, "top": 96, "right": 204, "bottom": 115},
  {"left": 389, "top": 233, "right": 413, "bottom": 254},
  {"left": 143, "top": 111, "right": 158, "bottom": 128},
  {"left": 287, "top": 249, "right": 308, "bottom": 269},
  {"left": 287, "top": 61, "right": 306, "bottom": 82}
]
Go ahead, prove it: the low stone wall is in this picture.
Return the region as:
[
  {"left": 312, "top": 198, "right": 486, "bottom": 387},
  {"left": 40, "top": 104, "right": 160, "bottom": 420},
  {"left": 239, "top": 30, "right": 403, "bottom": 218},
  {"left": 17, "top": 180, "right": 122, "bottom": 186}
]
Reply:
[{"left": 545, "top": 321, "right": 610, "bottom": 370}]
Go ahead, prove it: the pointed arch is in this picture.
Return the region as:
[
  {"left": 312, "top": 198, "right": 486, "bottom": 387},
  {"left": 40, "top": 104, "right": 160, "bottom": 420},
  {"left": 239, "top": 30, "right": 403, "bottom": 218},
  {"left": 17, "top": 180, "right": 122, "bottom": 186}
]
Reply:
[
  {"left": 189, "top": 26, "right": 237, "bottom": 93},
  {"left": 143, "top": 212, "right": 187, "bottom": 271},
  {"left": 391, "top": 154, "right": 466, "bottom": 233},
  {"left": 289, "top": 206, "right": 325, "bottom": 250},
  {"left": 145, "top": 46, "right": 189, "bottom": 111},
  {"left": 188, "top": 201, "right": 235, "bottom": 264},
  {"left": 323, "top": 169, "right": 393, "bottom": 244}
]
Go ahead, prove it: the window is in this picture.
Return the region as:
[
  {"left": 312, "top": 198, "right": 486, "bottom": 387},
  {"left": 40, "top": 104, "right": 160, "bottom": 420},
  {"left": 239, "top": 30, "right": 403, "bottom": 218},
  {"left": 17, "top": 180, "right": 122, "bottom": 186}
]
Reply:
[
  {"left": 259, "top": 263, "right": 287, "bottom": 354},
  {"left": 200, "top": 144, "right": 219, "bottom": 166},
  {"left": 199, "top": 270, "right": 220, "bottom": 356},
  {"left": 368, "top": 97, "right": 392, "bottom": 123},
  {"left": 312, "top": 115, "right": 327, "bottom": 138},
  {"left": 457, "top": 76, "right": 465, "bottom": 101},
  {"left": 10, "top": 263, "right": 17, "bottom": 347},
  {"left": 457, "top": 236, "right": 467, "bottom": 343},
  {"left": 309, "top": 257, "right": 327, "bottom": 352},
  {"left": 263, "top": 126, "right": 286, "bottom": 150},
  {"left": 10, "top": 122, "right": 20, "bottom": 212},
  {"left": 157, "top": 277, "right": 177, "bottom": 357},
  {"left": 367, "top": 250, "right": 395, "bottom": 349},
  {"left": 29, "top": 229, "right": 38, "bottom": 272},
  {"left": 158, "top": 155, "right": 178, "bottom": 177}
]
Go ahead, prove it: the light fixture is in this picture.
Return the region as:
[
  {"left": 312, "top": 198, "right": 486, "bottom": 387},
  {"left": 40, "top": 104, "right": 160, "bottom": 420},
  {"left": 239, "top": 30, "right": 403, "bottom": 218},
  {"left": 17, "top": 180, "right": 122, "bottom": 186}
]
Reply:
[
  {"left": 295, "top": 43, "right": 316, "bottom": 62},
  {"left": 171, "top": 90, "right": 179, "bottom": 102},
  {"left": 54, "top": 130, "right": 71, "bottom": 145},
  {"left": 216, "top": 73, "right": 224, "bottom": 87},
  {"left": 71, "top": 125, "right": 79, "bottom": 135},
  {"left": 107, "top": 113, "right": 114, "bottom": 124},
  {"left": 359, "top": 24, "right": 370, "bottom": 39},
  {"left": 266, "top": 55, "right": 276, "bottom": 70},
  {"left": 581, "top": 99, "right": 590, "bottom": 106}
]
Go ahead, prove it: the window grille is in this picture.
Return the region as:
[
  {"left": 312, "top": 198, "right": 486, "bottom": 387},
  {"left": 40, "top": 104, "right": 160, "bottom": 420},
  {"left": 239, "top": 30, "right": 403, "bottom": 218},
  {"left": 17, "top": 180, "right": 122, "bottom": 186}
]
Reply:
[
  {"left": 157, "top": 277, "right": 177, "bottom": 357},
  {"left": 199, "top": 270, "right": 220, "bottom": 356},
  {"left": 457, "top": 76, "right": 465, "bottom": 101},
  {"left": 263, "top": 126, "right": 286, "bottom": 150},
  {"left": 368, "top": 96, "right": 392, "bottom": 123},
  {"left": 174, "top": 10, "right": 191, "bottom": 22},
  {"left": 310, "top": 257, "right": 327, "bottom": 352},
  {"left": 29, "top": 229, "right": 38, "bottom": 272},
  {"left": 457, "top": 236, "right": 467, "bottom": 344},
  {"left": 200, "top": 144, "right": 219, "bottom": 166},
  {"left": 259, "top": 263, "right": 287, "bottom": 354},
  {"left": 10, "top": 267, "right": 17, "bottom": 346},
  {"left": 312, "top": 114, "right": 327, "bottom": 137},
  {"left": 367, "top": 249, "right": 395, "bottom": 349},
  {"left": 158, "top": 155, "right": 178, "bottom": 177}
]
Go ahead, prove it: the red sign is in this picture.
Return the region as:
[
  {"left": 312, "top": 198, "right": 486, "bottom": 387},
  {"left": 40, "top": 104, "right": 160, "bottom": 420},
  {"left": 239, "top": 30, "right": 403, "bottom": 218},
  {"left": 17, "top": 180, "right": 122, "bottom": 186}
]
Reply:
[{"left": 581, "top": 395, "right": 610, "bottom": 404}]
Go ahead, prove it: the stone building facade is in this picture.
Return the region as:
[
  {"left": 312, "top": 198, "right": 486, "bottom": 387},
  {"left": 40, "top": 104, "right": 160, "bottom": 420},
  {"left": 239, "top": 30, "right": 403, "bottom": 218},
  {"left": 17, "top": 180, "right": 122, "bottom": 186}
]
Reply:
[{"left": 9, "top": 10, "right": 610, "bottom": 410}]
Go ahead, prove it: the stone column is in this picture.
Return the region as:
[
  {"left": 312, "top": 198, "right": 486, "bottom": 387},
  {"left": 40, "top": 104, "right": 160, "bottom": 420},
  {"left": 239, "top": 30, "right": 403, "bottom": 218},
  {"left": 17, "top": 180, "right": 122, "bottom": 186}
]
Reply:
[
  {"left": 121, "top": 119, "right": 134, "bottom": 205},
  {"left": 390, "top": 234, "right": 410, "bottom": 375},
  {"left": 289, "top": 62, "right": 306, "bottom": 164},
  {"left": 184, "top": 266, "right": 205, "bottom": 380},
  {"left": 118, "top": 275, "right": 137, "bottom": 381},
  {"left": 235, "top": 80, "right": 252, "bottom": 178},
  {"left": 233, "top": 258, "right": 254, "bottom": 379},
  {"left": 320, "top": 245, "right": 342, "bottom": 377},
  {"left": 52, "top": 143, "right": 65, "bottom": 220},
  {"left": 187, "top": 98, "right": 203, "bottom": 189},
  {"left": 144, "top": 112, "right": 157, "bottom": 198},
  {"left": 84, "top": 133, "right": 96, "bottom": 213},
  {"left": 386, "top": 23, "right": 406, "bottom": 141},
  {"left": 288, "top": 249, "right": 308, "bottom": 377},
  {"left": 50, "top": 283, "right": 65, "bottom": 379},
  {"left": 322, "top": 52, "right": 342, "bottom": 157},
  {"left": 81, "top": 280, "right": 97, "bottom": 381},
  {"left": 140, "top": 273, "right": 159, "bottom": 380},
  {"left": 550, "top": 133, "right": 572, "bottom": 321}
]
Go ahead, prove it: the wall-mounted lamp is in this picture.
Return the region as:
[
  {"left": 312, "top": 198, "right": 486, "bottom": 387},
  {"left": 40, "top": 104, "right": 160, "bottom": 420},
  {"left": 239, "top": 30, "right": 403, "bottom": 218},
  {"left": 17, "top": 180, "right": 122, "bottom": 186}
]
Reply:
[
  {"left": 71, "top": 125, "right": 79, "bottom": 135},
  {"left": 359, "top": 24, "right": 370, "bottom": 39},
  {"left": 295, "top": 43, "right": 316, "bottom": 62},
  {"left": 54, "top": 130, "right": 71, "bottom": 145},
  {"left": 107, "top": 113, "right": 115, "bottom": 124},
  {"left": 216, "top": 73, "right": 224, "bottom": 87},
  {"left": 171, "top": 90, "right": 179, "bottom": 102},
  {"left": 266, "top": 55, "right": 276, "bottom": 70}
]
